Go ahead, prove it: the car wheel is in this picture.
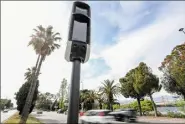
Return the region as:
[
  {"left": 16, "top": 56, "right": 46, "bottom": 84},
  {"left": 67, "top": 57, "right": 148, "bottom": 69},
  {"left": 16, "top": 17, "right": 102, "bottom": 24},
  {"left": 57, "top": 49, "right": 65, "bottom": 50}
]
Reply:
[{"left": 124, "top": 117, "right": 130, "bottom": 122}]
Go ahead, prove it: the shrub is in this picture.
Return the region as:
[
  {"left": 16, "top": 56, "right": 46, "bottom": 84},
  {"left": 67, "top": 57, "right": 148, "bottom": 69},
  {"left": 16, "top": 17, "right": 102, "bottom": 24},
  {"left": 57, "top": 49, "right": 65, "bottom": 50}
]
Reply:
[
  {"left": 167, "top": 112, "right": 185, "bottom": 118},
  {"left": 113, "top": 104, "right": 120, "bottom": 110},
  {"left": 120, "top": 99, "right": 153, "bottom": 113}
]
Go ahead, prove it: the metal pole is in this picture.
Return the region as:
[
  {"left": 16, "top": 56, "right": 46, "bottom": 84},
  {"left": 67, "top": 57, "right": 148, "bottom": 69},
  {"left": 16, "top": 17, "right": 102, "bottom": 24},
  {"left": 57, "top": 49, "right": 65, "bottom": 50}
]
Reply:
[{"left": 67, "top": 60, "right": 81, "bottom": 124}]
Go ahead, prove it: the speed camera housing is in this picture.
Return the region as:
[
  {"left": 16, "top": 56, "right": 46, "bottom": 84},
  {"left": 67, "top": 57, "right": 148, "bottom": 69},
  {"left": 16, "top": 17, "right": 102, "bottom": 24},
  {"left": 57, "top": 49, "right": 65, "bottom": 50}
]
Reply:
[{"left": 65, "top": 1, "right": 91, "bottom": 63}]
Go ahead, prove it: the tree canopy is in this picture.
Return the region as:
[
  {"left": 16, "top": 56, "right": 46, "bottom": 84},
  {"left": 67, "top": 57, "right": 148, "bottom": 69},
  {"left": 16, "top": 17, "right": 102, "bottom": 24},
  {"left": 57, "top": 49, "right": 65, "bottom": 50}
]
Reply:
[
  {"left": 159, "top": 42, "right": 185, "bottom": 99},
  {"left": 0, "top": 99, "right": 13, "bottom": 110}
]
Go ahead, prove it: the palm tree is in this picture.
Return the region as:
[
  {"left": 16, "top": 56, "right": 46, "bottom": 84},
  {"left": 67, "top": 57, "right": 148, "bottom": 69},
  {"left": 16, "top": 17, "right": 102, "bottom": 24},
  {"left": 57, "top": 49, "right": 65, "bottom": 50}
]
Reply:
[
  {"left": 87, "top": 90, "right": 98, "bottom": 109},
  {"left": 96, "top": 92, "right": 105, "bottom": 109},
  {"left": 99, "top": 80, "right": 119, "bottom": 111},
  {"left": 20, "top": 25, "right": 61, "bottom": 124},
  {"left": 80, "top": 90, "right": 98, "bottom": 110}
]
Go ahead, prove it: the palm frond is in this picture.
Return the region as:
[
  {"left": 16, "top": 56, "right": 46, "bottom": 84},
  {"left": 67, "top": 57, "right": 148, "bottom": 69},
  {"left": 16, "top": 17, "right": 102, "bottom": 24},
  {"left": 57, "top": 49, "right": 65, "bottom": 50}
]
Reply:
[
  {"left": 33, "top": 28, "right": 39, "bottom": 33},
  {"left": 53, "top": 32, "right": 60, "bottom": 37},
  {"left": 53, "top": 43, "right": 60, "bottom": 49},
  {"left": 54, "top": 37, "right": 62, "bottom": 41}
]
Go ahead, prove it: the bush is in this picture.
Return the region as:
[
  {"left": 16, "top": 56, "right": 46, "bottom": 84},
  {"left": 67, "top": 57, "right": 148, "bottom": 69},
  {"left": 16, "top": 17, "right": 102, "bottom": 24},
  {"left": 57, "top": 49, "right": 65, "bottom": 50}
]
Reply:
[
  {"left": 113, "top": 104, "right": 120, "bottom": 110},
  {"left": 120, "top": 99, "right": 153, "bottom": 113},
  {"left": 175, "top": 99, "right": 185, "bottom": 112},
  {"left": 102, "top": 104, "right": 108, "bottom": 109},
  {"left": 167, "top": 112, "right": 185, "bottom": 118}
]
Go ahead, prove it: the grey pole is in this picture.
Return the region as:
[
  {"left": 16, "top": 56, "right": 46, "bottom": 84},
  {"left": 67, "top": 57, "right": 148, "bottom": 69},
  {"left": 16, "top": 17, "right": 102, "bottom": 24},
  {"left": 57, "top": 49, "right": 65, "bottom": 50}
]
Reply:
[{"left": 67, "top": 60, "right": 81, "bottom": 124}]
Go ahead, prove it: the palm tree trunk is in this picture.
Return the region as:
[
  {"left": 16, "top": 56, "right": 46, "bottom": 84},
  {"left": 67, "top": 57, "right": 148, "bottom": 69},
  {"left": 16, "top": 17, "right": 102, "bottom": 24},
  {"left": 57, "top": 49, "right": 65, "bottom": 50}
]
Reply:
[
  {"left": 149, "top": 94, "right": 158, "bottom": 117},
  {"left": 99, "top": 103, "right": 102, "bottom": 109},
  {"left": 137, "top": 98, "right": 142, "bottom": 116},
  {"left": 20, "top": 55, "right": 44, "bottom": 124},
  {"left": 35, "top": 55, "right": 40, "bottom": 69}
]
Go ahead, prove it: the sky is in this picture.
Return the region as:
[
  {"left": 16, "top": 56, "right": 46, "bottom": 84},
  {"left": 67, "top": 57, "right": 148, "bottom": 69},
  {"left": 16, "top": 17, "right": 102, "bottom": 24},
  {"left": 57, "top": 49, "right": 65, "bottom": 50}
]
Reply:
[{"left": 1, "top": 1, "right": 185, "bottom": 106}]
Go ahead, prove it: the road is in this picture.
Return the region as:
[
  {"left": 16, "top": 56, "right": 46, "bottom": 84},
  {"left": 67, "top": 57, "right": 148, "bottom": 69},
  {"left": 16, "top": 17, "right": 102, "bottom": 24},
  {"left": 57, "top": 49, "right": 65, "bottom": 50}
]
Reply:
[
  {"left": 31, "top": 111, "right": 125, "bottom": 124},
  {"left": 31, "top": 111, "right": 67, "bottom": 123},
  {"left": 1, "top": 110, "right": 17, "bottom": 123},
  {"left": 31, "top": 111, "right": 185, "bottom": 124}
]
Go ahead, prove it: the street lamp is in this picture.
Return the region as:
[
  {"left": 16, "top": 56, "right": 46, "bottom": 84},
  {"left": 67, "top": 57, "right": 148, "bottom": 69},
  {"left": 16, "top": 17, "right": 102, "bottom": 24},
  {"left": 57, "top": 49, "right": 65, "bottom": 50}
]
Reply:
[{"left": 179, "top": 28, "right": 185, "bottom": 34}]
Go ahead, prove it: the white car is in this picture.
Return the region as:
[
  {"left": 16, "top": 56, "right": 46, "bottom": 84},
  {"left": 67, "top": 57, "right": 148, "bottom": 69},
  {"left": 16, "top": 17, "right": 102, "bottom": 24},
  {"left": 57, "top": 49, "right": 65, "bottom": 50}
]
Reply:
[
  {"left": 3, "top": 109, "right": 9, "bottom": 113},
  {"left": 79, "top": 109, "right": 115, "bottom": 124}
]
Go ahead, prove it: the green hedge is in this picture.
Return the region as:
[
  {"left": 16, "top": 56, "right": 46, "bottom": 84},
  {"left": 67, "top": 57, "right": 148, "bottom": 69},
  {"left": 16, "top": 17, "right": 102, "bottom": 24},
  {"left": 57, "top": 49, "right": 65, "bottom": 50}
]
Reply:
[
  {"left": 167, "top": 112, "right": 185, "bottom": 118},
  {"left": 118, "top": 99, "right": 153, "bottom": 113}
]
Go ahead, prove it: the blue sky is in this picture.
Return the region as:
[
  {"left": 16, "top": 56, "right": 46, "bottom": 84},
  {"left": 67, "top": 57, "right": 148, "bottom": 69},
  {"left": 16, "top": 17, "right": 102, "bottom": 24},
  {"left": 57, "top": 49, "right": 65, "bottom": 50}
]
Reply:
[
  {"left": 1, "top": 1, "right": 185, "bottom": 104},
  {"left": 85, "top": 1, "right": 185, "bottom": 79}
]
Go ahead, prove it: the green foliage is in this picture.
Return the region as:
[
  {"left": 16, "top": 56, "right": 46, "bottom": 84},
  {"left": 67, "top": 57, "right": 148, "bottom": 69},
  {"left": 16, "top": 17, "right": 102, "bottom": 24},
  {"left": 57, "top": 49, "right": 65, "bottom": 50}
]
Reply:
[
  {"left": 119, "top": 68, "right": 144, "bottom": 115},
  {"left": 175, "top": 99, "right": 185, "bottom": 107},
  {"left": 15, "top": 80, "right": 39, "bottom": 115},
  {"left": 167, "top": 112, "right": 185, "bottom": 118},
  {"left": 140, "top": 100, "right": 154, "bottom": 112},
  {"left": 99, "top": 80, "right": 119, "bottom": 110},
  {"left": 134, "top": 62, "right": 161, "bottom": 96},
  {"left": 80, "top": 89, "right": 97, "bottom": 110},
  {"left": 59, "top": 100, "right": 64, "bottom": 109},
  {"left": 120, "top": 69, "right": 140, "bottom": 99},
  {"left": 58, "top": 78, "right": 67, "bottom": 109},
  {"left": 36, "top": 92, "right": 53, "bottom": 111},
  {"left": 159, "top": 43, "right": 185, "bottom": 99},
  {"left": 102, "top": 103, "right": 108, "bottom": 109},
  {"left": 175, "top": 99, "right": 185, "bottom": 112},
  {"left": 120, "top": 100, "right": 153, "bottom": 113},
  {"left": 0, "top": 99, "right": 13, "bottom": 110},
  {"left": 113, "top": 104, "right": 120, "bottom": 110},
  {"left": 120, "top": 62, "right": 160, "bottom": 116}
]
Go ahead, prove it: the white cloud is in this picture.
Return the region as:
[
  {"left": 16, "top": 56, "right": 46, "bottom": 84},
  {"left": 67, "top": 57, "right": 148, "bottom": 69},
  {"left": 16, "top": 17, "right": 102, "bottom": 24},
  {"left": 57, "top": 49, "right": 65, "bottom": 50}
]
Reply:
[{"left": 81, "top": 1, "right": 185, "bottom": 99}]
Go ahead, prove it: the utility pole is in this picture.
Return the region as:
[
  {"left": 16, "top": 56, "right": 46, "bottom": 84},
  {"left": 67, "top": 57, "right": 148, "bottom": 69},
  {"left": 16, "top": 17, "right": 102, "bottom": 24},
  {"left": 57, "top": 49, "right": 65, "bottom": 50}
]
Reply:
[{"left": 64, "top": 1, "right": 91, "bottom": 124}]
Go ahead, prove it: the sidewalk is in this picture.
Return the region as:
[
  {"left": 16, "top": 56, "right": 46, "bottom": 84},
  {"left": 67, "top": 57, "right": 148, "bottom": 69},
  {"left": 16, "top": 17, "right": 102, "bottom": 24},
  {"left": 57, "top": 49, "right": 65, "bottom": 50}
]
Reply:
[{"left": 138, "top": 116, "right": 185, "bottom": 123}]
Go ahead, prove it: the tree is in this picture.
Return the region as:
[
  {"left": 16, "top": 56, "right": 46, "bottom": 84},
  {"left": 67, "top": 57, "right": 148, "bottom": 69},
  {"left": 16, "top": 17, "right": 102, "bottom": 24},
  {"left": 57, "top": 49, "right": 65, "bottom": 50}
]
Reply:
[
  {"left": 15, "top": 80, "right": 39, "bottom": 115},
  {"left": 159, "top": 42, "right": 185, "bottom": 100},
  {"left": 99, "top": 80, "right": 119, "bottom": 111},
  {"left": 119, "top": 69, "right": 144, "bottom": 116},
  {"left": 36, "top": 92, "right": 53, "bottom": 111},
  {"left": 96, "top": 91, "right": 105, "bottom": 109},
  {"left": 0, "top": 99, "right": 13, "bottom": 110},
  {"left": 20, "top": 25, "right": 61, "bottom": 124},
  {"left": 15, "top": 67, "right": 39, "bottom": 115},
  {"left": 58, "top": 78, "right": 67, "bottom": 109},
  {"left": 79, "top": 89, "right": 97, "bottom": 111},
  {"left": 134, "top": 62, "right": 161, "bottom": 117}
]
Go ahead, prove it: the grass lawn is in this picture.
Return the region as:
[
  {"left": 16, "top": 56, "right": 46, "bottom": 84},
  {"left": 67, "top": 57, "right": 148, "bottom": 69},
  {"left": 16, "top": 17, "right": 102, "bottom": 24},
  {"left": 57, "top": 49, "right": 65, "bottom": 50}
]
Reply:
[{"left": 3, "top": 112, "right": 43, "bottom": 124}]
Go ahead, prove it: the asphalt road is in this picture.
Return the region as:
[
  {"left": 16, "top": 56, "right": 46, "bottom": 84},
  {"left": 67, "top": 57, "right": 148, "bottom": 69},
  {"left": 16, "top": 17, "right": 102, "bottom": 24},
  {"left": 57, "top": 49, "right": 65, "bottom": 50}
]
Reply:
[
  {"left": 1, "top": 110, "right": 17, "bottom": 123},
  {"left": 31, "top": 111, "right": 125, "bottom": 124},
  {"left": 31, "top": 111, "right": 67, "bottom": 123},
  {"left": 31, "top": 111, "right": 185, "bottom": 124}
]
